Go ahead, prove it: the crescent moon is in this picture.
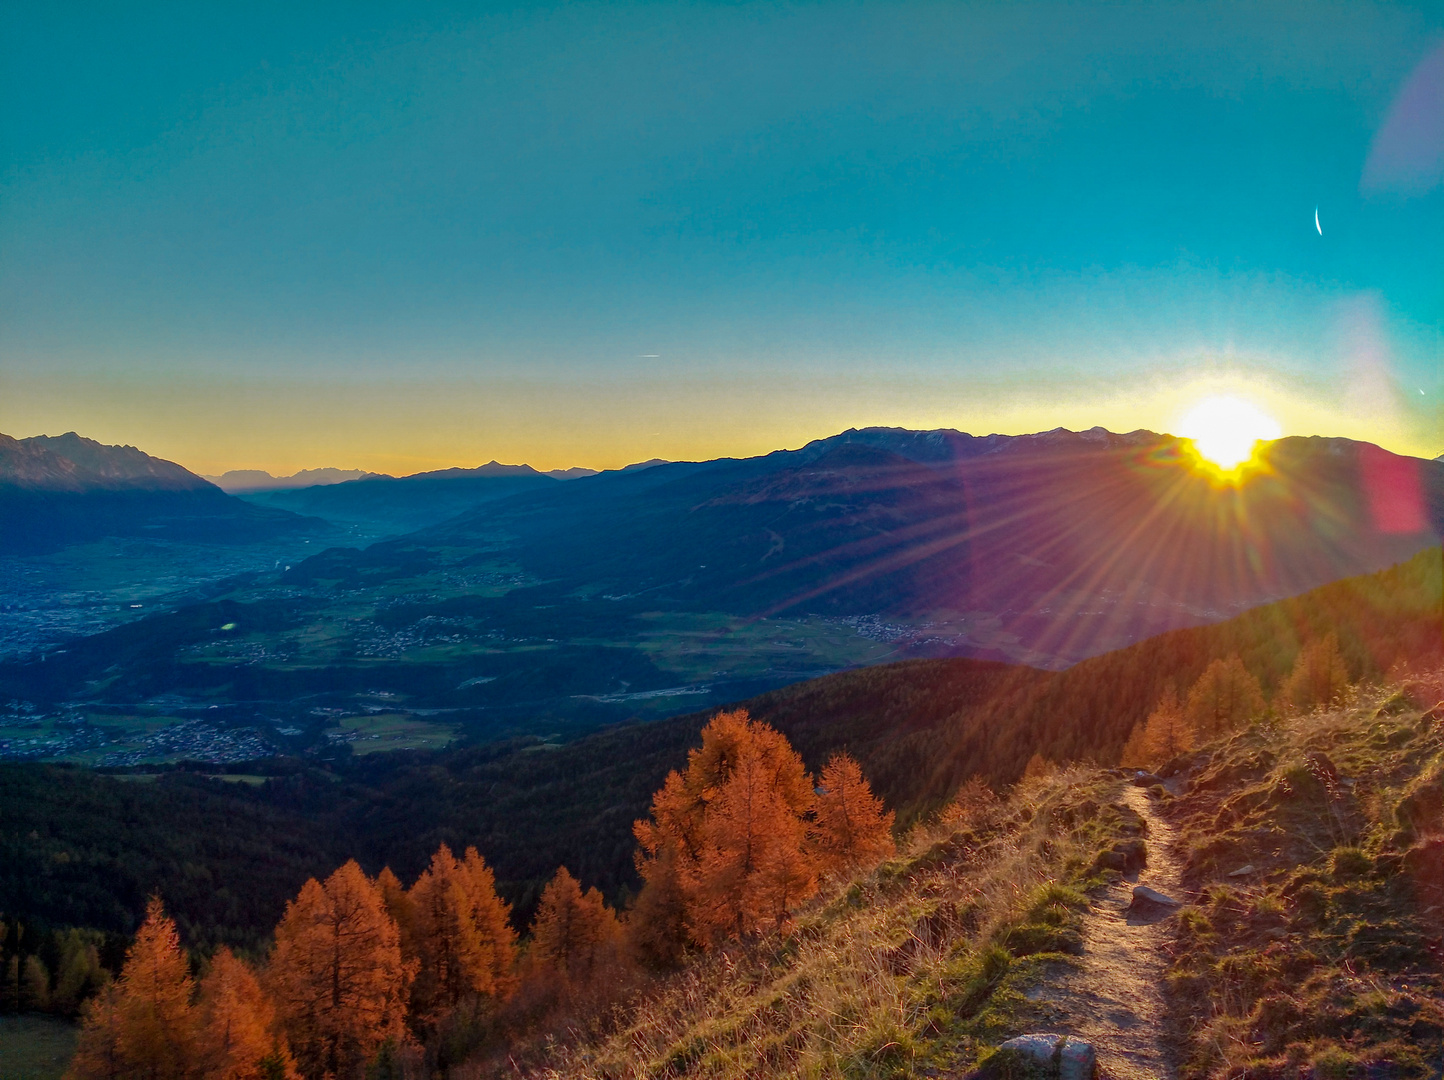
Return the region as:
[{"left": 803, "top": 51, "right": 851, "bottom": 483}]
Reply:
[{"left": 1315, "top": 207, "right": 1322, "bottom": 235}]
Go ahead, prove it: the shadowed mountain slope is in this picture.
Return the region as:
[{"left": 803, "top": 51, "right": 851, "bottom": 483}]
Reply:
[
  {"left": 240, "top": 460, "right": 562, "bottom": 536},
  {"left": 0, "top": 433, "right": 328, "bottom": 554},
  {"left": 373, "top": 427, "right": 1443, "bottom": 665}
]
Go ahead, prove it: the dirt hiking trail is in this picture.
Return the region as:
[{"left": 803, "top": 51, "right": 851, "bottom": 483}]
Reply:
[{"left": 1031, "top": 784, "right": 1186, "bottom": 1080}]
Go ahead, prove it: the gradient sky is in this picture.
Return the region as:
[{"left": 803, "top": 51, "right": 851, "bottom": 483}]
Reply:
[{"left": 2, "top": 1, "right": 1441, "bottom": 475}]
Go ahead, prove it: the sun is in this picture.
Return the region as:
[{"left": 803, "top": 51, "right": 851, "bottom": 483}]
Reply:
[{"left": 1177, "top": 395, "right": 1282, "bottom": 475}]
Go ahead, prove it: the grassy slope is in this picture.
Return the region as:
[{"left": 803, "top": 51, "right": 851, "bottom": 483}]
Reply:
[
  {"left": 500, "top": 671, "right": 1444, "bottom": 1079},
  {"left": 1162, "top": 675, "right": 1444, "bottom": 1076},
  {"left": 503, "top": 765, "right": 1138, "bottom": 1079}
]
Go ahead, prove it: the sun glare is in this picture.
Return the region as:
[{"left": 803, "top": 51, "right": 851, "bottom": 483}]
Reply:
[{"left": 1178, "top": 395, "right": 1282, "bottom": 474}]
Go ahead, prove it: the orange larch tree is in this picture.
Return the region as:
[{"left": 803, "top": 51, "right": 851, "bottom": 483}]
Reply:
[
  {"left": 67, "top": 896, "right": 194, "bottom": 1080},
  {"left": 1185, "top": 656, "right": 1266, "bottom": 739},
  {"left": 375, "top": 867, "right": 415, "bottom": 957},
  {"left": 194, "top": 948, "right": 298, "bottom": 1080},
  {"left": 810, "top": 752, "right": 896, "bottom": 876},
  {"left": 690, "top": 730, "right": 815, "bottom": 942},
  {"left": 633, "top": 710, "right": 817, "bottom": 948},
  {"left": 1120, "top": 684, "right": 1195, "bottom": 769},
  {"left": 528, "top": 867, "right": 622, "bottom": 986},
  {"left": 406, "top": 845, "right": 491, "bottom": 1025},
  {"left": 626, "top": 842, "right": 688, "bottom": 970},
  {"left": 456, "top": 846, "right": 517, "bottom": 1000},
  {"left": 267, "top": 861, "right": 410, "bottom": 1080},
  {"left": 66, "top": 983, "right": 125, "bottom": 1080},
  {"left": 1280, "top": 632, "right": 1351, "bottom": 713},
  {"left": 939, "top": 776, "right": 1000, "bottom": 829}
]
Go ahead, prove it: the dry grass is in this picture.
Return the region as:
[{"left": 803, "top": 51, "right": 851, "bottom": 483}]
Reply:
[
  {"left": 483, "top": 765, "right": 1138, "bottom": 1079},
  {"left": 1162, "top": 672, "right": 1444, "bottom": 1079}
]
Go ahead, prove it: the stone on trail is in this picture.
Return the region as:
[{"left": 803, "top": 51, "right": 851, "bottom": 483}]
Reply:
[
  {"left": 1056, "top": 1038, "right": 1096, "bottom": 1080},
  {"left": 1227, "top": 863, "right": 1256, "bottom": 877},
  {"left": 1130, "top": 884, "right": 1180, "bottom": 910},
  {"left": 976, "top": 1034, "right": 1097, "bottom": 1080},
  {"left": 1092, "top": 838, "right": 1147, "bottom": 874}
]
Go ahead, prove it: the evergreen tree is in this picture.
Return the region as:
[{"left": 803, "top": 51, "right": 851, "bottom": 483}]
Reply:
[
  {"left": 811, "top": 753, "right": 895, "bottom": 876},
  {"left": 51, "top": 930, "right": 110, "bottom": 1017},
  {"left": 267, "top": 862, "right": 410, "bottom": 1080},
  {"left": 22, "top": 954, "right": 50, "bottom": 1011}
]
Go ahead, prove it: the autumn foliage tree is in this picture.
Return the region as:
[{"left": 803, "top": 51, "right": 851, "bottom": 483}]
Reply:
[
  {"left": 625, "top": 842, "right": 688, "bottom": 970},
  {"left": 194, "top": 948, "right": 298, "bottom": 1080},
  {"left": 633, "top": 710, "right": 892, "bottom": 954},
  {"left": 68, "top": 897, "right": 195, "bottom": 1080},
  {"left": 1119, "top": 684, "right": 1195, "bottom": 769},
  {"left": 1020, "top": 752, "right": 1057, "bottom": 781},
  {"left": 528, "top": 867, "right": 622, "bottom": 986},
  {"left": 811, "top": 752, "right": 895, "bottom": 876},
  {"left": 404, "top": 844, "right": 516, "bottom": 1026},
  {"left": 1185, "top": 656, "right": 1266, "bottom": 739},
  {"left": 60, "top": 718, "right": 899, "bottom": 1075},
  {"left": 266, "top": 861, "right": 410, "bottom": 1080},
  {"left": 940, "top": 777, "right": 1000, "bottom": 829},
  {"left": 1280, "top": 632, "right": 1351, "bottom": 712}
]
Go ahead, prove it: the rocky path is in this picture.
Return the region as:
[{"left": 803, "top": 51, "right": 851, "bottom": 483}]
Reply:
[{"left": 1030, "top": 783, "right": 1186, "bottom": 1080}]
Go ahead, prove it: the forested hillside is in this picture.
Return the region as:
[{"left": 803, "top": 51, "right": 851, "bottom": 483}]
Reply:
[{"left": 2, "top": 547, "right": 1436, "bottom": 956}]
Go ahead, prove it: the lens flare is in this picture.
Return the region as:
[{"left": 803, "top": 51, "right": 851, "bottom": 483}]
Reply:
[{"left": 1177, "top": 395, "right": 1282, "bottom": 475}]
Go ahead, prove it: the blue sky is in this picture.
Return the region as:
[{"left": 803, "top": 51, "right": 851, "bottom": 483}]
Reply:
[{"left": 2, "top": 1, "right": 1440, "bottom": 473}]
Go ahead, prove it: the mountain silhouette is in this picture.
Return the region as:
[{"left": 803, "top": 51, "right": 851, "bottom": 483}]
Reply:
[{"left": 0, "top": 432, "right": 326, "bottom": 553}]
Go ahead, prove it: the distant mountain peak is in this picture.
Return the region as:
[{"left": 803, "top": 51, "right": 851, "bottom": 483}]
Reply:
[
  {"left": 408, "top": 460, "right": 546, "bottom": 480},
  {"left": 206, "top": 467, "right": 380, "bottom": 492},
  {"left": 545, "top": 466, "right": 601, "bottom": 480},
  {"left": 3, "top": 432, "right": 210, "bottom": 492},
  {"left": 0, "top": 430, "right": 325, "bottom": 553}
]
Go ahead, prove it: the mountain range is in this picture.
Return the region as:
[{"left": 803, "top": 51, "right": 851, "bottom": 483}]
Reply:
[
  {"left": 237, "top": 461, "right": 566, "bottom": 537},
  {"left": 203, "top": 468, "right": 380, "bottom": 492},
  {"left": 369, "top": 425, "right": 1444, "bottom": 665},
  {"left": 0, "top": 432, "right": 326, "bottom": 554},
  {"left": 207, "top": 463, "right": 605, "bottom": 493},
  {"left": 3, "top": 424, "right": 1439, "bottom": 759}
]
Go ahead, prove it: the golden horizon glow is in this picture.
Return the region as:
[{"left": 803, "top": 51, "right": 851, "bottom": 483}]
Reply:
[
  {"left": 1176, "top": 395, "right": 1283, "bottom": 475},
  {"left": 1, "top": 364, "right": 1433, "bottom": 478}
]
